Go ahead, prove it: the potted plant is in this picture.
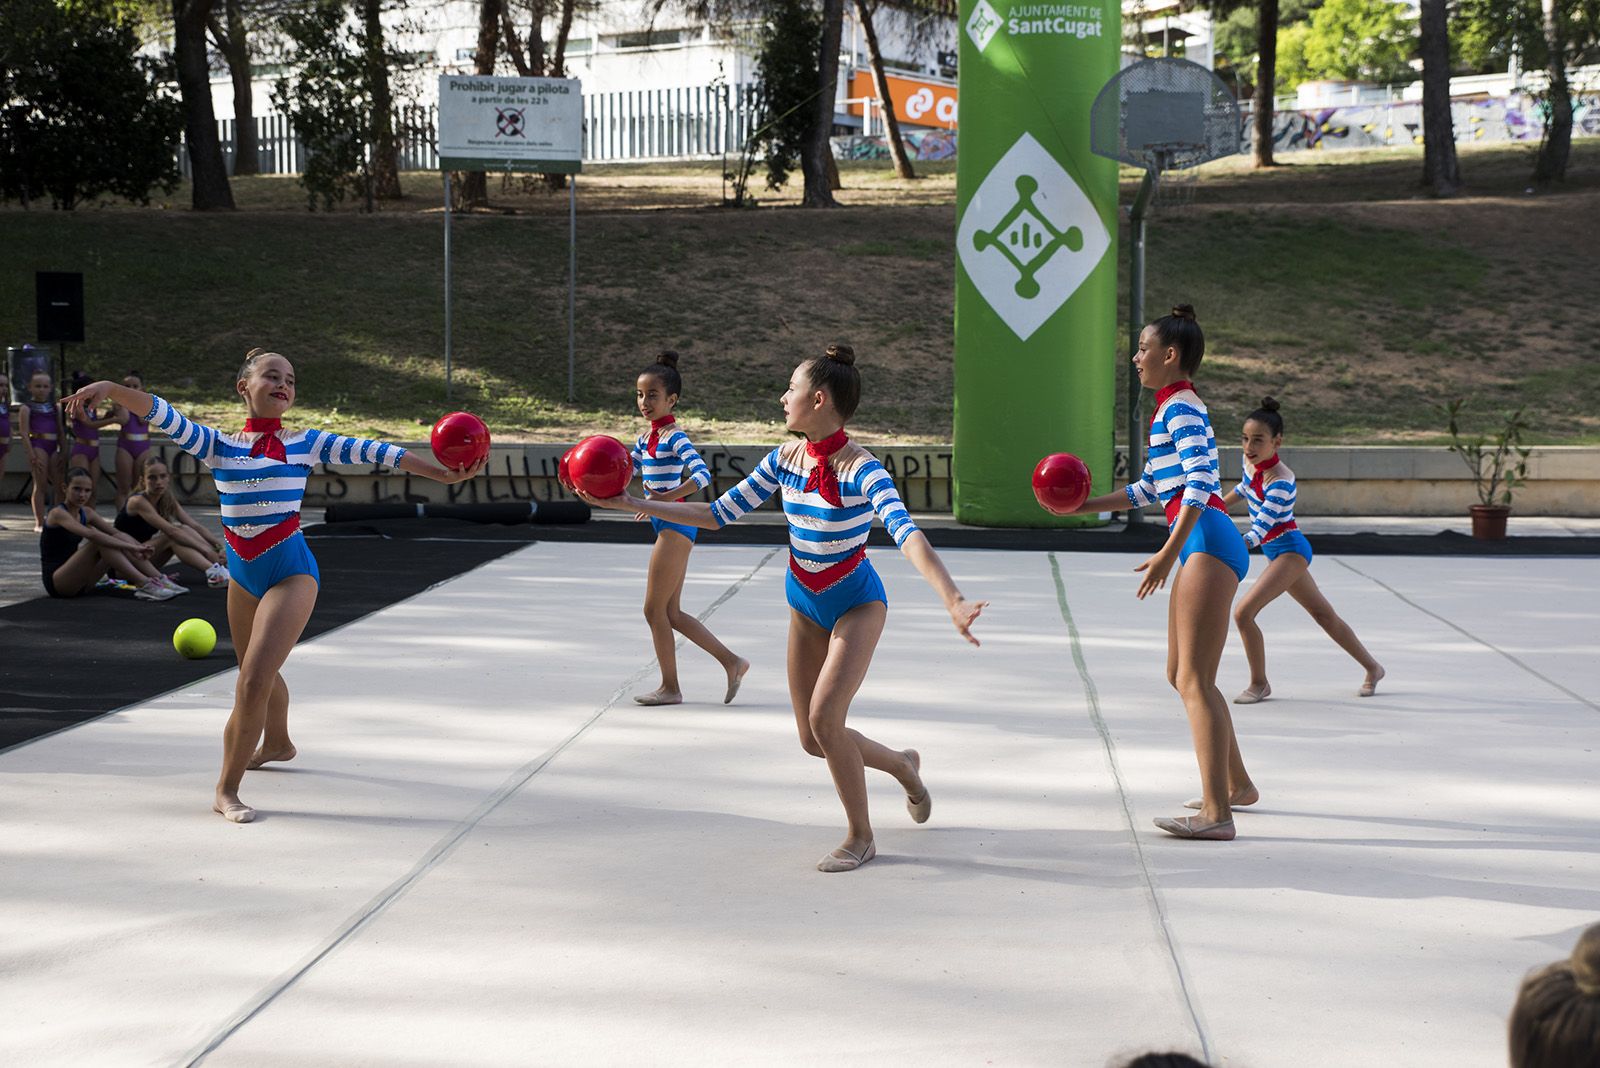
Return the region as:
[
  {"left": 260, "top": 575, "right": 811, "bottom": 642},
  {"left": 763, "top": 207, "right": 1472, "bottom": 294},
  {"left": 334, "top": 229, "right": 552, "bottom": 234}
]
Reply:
[{"left": 1439, "top": 398, "right": 1532, "bottom": 540}]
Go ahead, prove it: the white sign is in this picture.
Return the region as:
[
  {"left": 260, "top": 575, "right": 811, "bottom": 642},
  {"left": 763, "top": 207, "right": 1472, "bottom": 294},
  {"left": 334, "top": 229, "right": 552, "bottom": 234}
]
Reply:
[
  {"left": 956, "top": 132, "right": 1112, "bottom": 341},
  {"left": 437, "top": 75, "right": 583, "bottom": 172}
]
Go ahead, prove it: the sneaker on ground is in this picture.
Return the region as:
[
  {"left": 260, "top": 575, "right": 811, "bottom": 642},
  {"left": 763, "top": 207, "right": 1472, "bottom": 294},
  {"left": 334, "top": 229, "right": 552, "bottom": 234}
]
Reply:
[
  {"left": 161, "top": 577, "right": 191, "bottom": 596},
  {"left": 135, "top": 581, "right": 180, "bottom": 602},
  {"left": 205, "top": 563, "right": 230, "bottom": 588}
]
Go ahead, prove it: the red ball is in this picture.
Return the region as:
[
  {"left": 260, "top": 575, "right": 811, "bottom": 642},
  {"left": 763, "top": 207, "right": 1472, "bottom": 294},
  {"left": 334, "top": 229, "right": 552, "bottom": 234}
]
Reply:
[
  {"left": 1032, "top": 452, "right": 1092, "bottom": 515},
  {"left": 431, "top": 411, "right": 491, "bottom": 469},
  {"left": 567, "top": 435, "right": 632, "bottom": 499},
  {"left": 557, "top": 448, "right": 575, "bottom": 491}
]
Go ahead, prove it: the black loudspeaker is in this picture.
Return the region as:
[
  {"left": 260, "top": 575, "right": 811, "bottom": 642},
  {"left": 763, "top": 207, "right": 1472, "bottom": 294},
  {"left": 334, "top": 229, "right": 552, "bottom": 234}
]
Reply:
[{"left": 36, "top": 272, "right": 84, "bottom": 344}]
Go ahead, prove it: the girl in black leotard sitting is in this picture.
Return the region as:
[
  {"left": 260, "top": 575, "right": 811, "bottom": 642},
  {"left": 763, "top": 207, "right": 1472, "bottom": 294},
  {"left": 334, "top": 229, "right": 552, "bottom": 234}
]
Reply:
[
  {"left": 41, "top": 467, "right": 181, "bottom": 601},
  {"left": 115, "top": 455, "right": 230, "bottom": 589}
]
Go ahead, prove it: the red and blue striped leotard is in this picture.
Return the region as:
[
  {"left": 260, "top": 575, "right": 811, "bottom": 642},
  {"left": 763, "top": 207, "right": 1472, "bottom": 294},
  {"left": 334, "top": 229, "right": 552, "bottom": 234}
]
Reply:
[
  {"left": 1236, "top": 456, "right": 1312, "bottom": 564},
  {"left": 1126, "top": 380, "right": 1249, "bottom": 582},
  {"left": 710, "top": 436, "right": 918, "bottom": 631},
  {"left": 631, "top": 415, "right": 712, "bottom": 543},
  {"left": 147, "top": 396, "right": 407, "bottom": 598}
]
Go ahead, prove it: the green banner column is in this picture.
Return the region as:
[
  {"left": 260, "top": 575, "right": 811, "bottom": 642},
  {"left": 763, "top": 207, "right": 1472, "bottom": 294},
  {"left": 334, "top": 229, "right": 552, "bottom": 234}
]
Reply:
[{"left": 952, "top": 1, "right": 1120, "bottom": 526}]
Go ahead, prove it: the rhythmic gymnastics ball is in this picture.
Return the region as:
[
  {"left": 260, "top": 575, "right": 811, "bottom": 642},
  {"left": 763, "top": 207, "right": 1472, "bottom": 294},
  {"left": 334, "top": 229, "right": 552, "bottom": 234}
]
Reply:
[
  {"left": 567, "top": 435, "right": 633, "bottom": 499},
  {"left": 173, "top": 618, "right": 217, "bottom": 660},
  {"left": 1032, "top": 453, "right": 1092, "bottom": 516},
  {"left": 431, "top": 411, "right": 492, "bottom": 469}
]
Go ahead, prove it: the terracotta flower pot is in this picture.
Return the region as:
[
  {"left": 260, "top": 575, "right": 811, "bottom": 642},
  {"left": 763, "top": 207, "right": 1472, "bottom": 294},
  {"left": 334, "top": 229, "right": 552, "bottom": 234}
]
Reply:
[{"left": 1470, "top": 503, "right": 1511, "bottom": 540}]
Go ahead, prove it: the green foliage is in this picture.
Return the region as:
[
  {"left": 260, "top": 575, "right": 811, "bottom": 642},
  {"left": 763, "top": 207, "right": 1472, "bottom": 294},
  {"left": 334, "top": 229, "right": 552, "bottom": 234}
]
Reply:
[
  {"left": 0, "top": 0, "right": 181, "bottom": 209},
  {"left": 1209, "top": 0, "right": 1320, "bottom": 97},
  {"left": 751, "top": 0, "right": 822, "bottom": 193},
  {"left": 1453, "top": 0, "right": 1600, "bottom": 73},
  {"left": 1439, "top": 398, "right": 1532, "bottom": 506},
  {"left": 1303, "top": 0, "right": 1416, "bottom": 84},
  {"left": 272, "top": 0, "right": 371, "bottom": 211}
]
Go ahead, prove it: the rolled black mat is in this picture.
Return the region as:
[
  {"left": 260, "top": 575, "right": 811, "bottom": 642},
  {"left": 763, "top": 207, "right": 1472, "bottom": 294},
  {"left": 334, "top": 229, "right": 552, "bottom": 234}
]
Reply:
[{"left": 322, "top": 501, "right": 591, "bottom": 525}]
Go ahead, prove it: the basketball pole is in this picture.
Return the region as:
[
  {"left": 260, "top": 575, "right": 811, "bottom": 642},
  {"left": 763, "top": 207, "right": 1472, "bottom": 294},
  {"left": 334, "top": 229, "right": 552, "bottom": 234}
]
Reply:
[{"left": 1125, "top": 168, "right": 1155, "bottom": 526}]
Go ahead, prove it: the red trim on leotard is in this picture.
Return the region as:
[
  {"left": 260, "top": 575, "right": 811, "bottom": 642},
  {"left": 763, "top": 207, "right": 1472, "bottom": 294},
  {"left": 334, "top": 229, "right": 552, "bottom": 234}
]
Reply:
[
  {"left": 225, "top": 513, "right": 301, "bottom": 561},
  {"left": 1163, "top": 494, "right": 1229, "bottom": 526},
  {"left": 788, "top": 546, "right": 867, "bottom": 594}
]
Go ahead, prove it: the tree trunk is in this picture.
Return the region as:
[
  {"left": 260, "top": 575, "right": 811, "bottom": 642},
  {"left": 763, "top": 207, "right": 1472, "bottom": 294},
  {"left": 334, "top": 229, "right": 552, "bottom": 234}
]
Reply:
[
  {"left": 461, "top": 0, "right": 505, "bottom": 208},
  {"left": 1418, "top": 0, "right": 1460, "bottom": 195},
  {"left": 552, "top": 0, "right": 576, "bottom": 73},
  {"left": 1534, "top": 0, "right": 1572, "bottom": 182},
  {"left": 175, "top": 0, "right": 235, "bottom": 209},
  {"left": 361, "top": 0, "right": 402, "bottom": 198},
  {"left": 1251, "top": 0, "right": 1278, "bottom": 168},
  {"left": 501, "top": 0, "right": 546, "bottom": 76},
  {"left": 542, "top": 0, "right": 578, "bottom": 190},
  {"left": 853, "top": 0, "right": 914, "bottom": 179},
  {"left": 801, "top": 0, "right": 844, "bottom": 206},
  {"left": 208, "top": 0, "right": 258, "bottom": 176}
]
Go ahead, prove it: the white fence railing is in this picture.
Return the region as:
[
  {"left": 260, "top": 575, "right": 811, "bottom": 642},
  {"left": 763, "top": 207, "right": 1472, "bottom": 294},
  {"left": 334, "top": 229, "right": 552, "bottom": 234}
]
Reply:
[{"left": 177, "top": 85, "right": 763, "bottom": 177}]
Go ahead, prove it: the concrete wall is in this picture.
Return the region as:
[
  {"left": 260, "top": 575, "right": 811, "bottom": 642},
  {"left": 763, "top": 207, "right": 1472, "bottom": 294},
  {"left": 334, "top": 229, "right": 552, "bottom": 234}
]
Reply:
[{"left": 7, "top": 443, "right": 1596, "bottom": 518}]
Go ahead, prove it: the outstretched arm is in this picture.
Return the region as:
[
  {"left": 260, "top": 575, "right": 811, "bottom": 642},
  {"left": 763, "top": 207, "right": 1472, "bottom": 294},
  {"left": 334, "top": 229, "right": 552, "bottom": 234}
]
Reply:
[
  {"left": 63, "top": 381, "right": 154, "bottom": 424},
  {"left": 899, "top": 531, "right": 986, "bottom": 646},
  {"left": 397, "top": 450, "right": 486, "bottom": 485},
  {"left": 578, "top": 488, "right": 721, "bottom": 529}
]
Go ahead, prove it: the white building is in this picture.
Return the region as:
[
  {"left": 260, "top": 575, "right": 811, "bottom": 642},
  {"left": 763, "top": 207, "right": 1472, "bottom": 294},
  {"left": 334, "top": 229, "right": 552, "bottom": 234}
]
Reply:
[{"left": 206, "top": 0, "right": 962, "bottom": 157}]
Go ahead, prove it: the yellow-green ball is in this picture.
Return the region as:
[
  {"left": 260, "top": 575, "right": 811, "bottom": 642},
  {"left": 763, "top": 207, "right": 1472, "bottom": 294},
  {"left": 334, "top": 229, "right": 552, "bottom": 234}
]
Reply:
[{"left": 173, "top": 618, "right": 217, "bottom": 659}]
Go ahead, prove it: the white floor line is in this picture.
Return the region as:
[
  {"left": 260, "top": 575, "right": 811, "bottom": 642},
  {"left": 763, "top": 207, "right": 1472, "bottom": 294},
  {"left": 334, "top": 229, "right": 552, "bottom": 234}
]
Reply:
[
  {"left": 1048, "top": 552, "right": 1213, "bottom": 1063},
  {"left": 1333, "top": 556, "right": 1600, "bottom": 713}
]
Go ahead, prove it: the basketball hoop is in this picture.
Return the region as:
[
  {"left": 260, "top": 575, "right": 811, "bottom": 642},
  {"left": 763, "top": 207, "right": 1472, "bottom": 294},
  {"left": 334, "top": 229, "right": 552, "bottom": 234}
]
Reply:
[{"left": 1088, "top": 57, "right": 1240, "bottom": 522}]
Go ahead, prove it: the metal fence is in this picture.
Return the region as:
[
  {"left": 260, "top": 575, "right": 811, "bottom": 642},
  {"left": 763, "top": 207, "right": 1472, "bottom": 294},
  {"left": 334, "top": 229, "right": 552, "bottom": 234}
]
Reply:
[{"left": 177, "top": 85, "right": 762, "bottom": 177}]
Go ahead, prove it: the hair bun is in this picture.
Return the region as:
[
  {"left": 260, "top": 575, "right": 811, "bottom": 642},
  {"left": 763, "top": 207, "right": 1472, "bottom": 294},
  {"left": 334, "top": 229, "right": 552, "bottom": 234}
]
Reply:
[
  {"left": 1260, "top": 396, "right": 1280, "bottom": 412},
  {"left": 654, "top": 350, "right": 680, "bottom": 369},
  {"left": 244, "top": 347, "right": 269, "bottom": 359},
  {"left": 1573, "top": 925, "right": 1600, "bottom": 996},
  {"left": 1170, "top": 304, "right": 1197, "bottom": 321},
  {"left": 824, "top": 343, "right": 856, "bottom": 367}
]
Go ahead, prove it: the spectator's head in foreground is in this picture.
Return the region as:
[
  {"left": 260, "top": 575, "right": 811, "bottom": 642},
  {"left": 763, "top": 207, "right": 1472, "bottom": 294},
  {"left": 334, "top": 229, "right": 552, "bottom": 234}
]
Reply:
[
  {"left": 1115, "top": 1054, "right": 1210, "bottom": 1068},
  {"left": 1510, "top": 923, "right": 1600, "bottom": 1068}
]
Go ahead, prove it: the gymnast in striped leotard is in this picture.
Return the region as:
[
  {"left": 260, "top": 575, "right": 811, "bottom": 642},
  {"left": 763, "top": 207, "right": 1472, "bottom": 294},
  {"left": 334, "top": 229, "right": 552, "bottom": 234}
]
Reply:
[
  {"left": 627, "top": 352, "right": 749, "bottom": 706},
  {"left": 581, "top": 344, "right": 986, "bottom": 873},
  {"left": 1062, "top": 305, "right": 1258, "bottom": 841},
  {"left": 65, "top": 349, "right": 485, "bottom": 825},
  {"left": 1223, "top": 397, "right": 1384, "bottom": 706}
]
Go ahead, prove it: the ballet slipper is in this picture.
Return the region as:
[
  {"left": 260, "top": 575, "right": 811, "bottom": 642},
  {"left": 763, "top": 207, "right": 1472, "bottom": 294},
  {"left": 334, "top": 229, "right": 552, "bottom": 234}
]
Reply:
[
  {"left": 1153, "top": 815, "right": 1235, "bottom": 841},
  {"left": 817, "top": 840, "right": 876, "bottom": 872},
  {"left": 723, "top": 659, "right": 749, "bottom": 705},
  {"left": 213, "top": 801, "right": 256, "bottom": 824},
  {"left": 633, "top": 689, "right": 682, "bottom": 707},
  {"left": 1359, "top": 666, "right": 1385, "bottom": 697},
  {"left": 1233, "top": 683, "right": 1271, "bottom": 705},
  {"left": 903, "top": 749, "right": 931, "bottom": 824}
]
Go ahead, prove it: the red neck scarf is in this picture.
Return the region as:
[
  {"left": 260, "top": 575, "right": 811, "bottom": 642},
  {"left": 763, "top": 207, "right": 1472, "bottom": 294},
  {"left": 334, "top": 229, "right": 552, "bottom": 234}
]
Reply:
[
  {"left": 1249, "top": 454, "right": 1280, "bottom": 498},
  {"left": 646, "top": 414, "right": 675, "bottom": 457},
  {"left": 803, "top": 428, "right": 850, "bottom": 506},
  {"left": 1152, "top": 380, "right": 1195, "bottom": 425},
  {"left": 243, "top": 417, "right": 286, "bottom": 462}
]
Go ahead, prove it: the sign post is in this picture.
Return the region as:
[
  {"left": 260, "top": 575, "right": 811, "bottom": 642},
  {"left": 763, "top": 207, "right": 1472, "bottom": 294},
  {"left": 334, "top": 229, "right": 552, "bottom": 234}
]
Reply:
[
  {"left": 951, "top": 0, "right": 1119, "bottom": 526},
  {"left": 436, "top": 75, "right": 583, "bottom": 402}
]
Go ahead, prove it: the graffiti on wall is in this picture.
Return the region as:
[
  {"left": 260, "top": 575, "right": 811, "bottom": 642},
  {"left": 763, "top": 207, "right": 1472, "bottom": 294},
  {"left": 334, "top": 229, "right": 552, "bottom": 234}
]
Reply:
[
  {"left": 1243, "top": 94, "right": 1600, "bottom": 153},
  {"left": 830, "top": 96, "right": 1598, "bottom": 161},
  {"left": 831, "top": 130, "right": 958, "bottom": 162}
]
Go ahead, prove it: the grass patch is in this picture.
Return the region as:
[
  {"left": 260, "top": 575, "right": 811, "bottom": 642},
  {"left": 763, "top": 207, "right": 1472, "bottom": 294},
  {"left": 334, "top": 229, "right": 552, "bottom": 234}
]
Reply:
[{"left": 2, "top": 141, "right": 1596, "bottom": 445}]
